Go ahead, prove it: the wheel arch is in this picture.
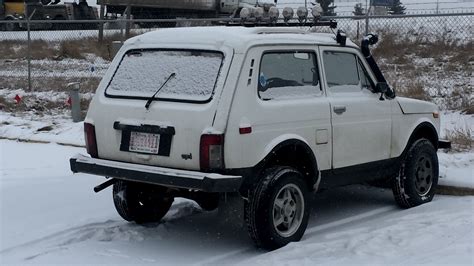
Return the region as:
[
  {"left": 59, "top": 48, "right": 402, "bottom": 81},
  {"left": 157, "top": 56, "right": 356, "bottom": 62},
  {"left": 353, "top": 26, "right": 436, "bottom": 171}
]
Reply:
[
  {"left": 403, "top": 121, "right": 439, "bottom": 154},
  {"left": 255, "top": 136, "right": 320, "bottom": 191}
]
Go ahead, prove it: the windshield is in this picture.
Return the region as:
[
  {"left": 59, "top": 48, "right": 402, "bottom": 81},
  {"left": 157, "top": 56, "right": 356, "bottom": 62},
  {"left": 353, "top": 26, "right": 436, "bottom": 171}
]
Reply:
[{"left": 106, "top": 50, "right": 223, "bottom": 102}]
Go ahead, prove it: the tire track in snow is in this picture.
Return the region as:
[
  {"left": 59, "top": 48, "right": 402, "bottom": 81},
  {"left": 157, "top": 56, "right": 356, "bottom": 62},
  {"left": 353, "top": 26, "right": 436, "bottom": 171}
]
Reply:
[
  {"left": 0, "top": 200, "right": 202, "bottom": 260},
  {"left": 196, "top": 206, "right": 397, "bottom": 265}
]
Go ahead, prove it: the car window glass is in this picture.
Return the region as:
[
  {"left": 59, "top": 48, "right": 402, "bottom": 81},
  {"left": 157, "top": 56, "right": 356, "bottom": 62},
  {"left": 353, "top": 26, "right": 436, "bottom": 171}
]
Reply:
[
  {"left": 106, "top": 50, "right": 223, "bottom": 102},
  {"left": 258, "top": 52, "right": 321, "bottom": 100},
  {"left": 358, "top": 58, "right": 374, "bottom": 91},
  {"left": 323, "top": 51, "right": 361, "bottom": 93}
]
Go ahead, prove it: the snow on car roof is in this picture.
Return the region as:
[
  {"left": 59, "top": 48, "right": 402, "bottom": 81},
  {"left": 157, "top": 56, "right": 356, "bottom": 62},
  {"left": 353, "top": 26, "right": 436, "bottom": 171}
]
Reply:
[{"left": 125, "top": 26, "right": 358, "bottom": 53}]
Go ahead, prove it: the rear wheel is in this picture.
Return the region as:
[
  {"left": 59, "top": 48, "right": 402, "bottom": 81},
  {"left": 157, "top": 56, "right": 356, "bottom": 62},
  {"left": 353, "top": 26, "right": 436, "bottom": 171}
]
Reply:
[
  {"left": 113, "top": 180, "right": 173, "bottom": 224},
  {"left": 392, "top": 139, "right": 439, "bottom": 208},
  {"left": 245, "top": 167, "right": 310, "bottom": 250}
]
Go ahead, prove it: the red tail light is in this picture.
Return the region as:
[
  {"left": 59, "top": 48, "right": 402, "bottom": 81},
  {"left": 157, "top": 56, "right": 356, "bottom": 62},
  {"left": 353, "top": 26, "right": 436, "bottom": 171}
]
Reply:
[
  {"left": 200, "top": 134, "right": 224, "bottom": 171},
  {"left": 84, "top": 122, "right": 98, "bottom": 158}
]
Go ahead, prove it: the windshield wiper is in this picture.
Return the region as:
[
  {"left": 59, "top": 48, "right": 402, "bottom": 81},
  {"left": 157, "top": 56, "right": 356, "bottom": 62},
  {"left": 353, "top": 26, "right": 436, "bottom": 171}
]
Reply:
[{"left": 145, "top": 72, "right": 176, "bottom": 110}]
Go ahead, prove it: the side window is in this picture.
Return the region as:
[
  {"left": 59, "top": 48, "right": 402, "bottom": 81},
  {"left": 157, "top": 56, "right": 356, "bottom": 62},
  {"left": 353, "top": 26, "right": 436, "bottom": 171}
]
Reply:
[
  {"left": 323, "top": 51, "right": 362, "bottom": 93},
  {"left": 358, "top": 58, "right": 374, "bottom": 91},
  {"left": 258, "top": 51, "right": 321, "bottom": 100}
]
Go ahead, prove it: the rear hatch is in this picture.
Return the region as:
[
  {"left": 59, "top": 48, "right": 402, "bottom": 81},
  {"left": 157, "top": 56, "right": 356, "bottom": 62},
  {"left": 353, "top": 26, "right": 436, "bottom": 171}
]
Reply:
[{"left": 89, "top": 48, "right": 231, "bottom": 171}]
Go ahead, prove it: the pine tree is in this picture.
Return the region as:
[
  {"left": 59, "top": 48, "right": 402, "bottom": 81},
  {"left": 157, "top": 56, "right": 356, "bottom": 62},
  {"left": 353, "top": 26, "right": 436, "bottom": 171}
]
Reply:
[
  {"left": 314, "top": 0, "right": 337, "bottom": 16},
  {"left": 388, "top": 0, "right": 406, "bottom": 15},
  {"left": 353, "top": 3, "right": 365, "bottom": 16}
]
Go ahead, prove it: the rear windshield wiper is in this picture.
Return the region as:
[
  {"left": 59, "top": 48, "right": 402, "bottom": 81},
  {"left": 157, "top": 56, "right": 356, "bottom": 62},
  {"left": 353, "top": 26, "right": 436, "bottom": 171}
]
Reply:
[{"left": 145, "top": 72, "right": 176, "bottom": 110}]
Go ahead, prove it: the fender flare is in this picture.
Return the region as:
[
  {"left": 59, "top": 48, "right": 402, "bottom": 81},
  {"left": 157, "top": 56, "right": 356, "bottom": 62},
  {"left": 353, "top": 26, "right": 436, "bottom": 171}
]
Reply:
[
  {"left": 256, "top": 136, "right": 320, "bottom": 189},
  {"left": 403, "top": 121, "right": 439, "bottom": 153}
]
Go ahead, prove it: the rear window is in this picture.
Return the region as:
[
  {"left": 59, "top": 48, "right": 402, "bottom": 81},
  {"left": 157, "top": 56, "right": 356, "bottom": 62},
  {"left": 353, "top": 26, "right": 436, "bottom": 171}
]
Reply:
[{"left": 106, "top": 50, "right": 224, "bottom": 102}]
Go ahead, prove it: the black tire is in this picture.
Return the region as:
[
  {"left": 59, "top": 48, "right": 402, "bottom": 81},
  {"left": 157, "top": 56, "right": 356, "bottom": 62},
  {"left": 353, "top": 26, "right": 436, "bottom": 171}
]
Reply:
[
  {"left": 194, "top": 193, "right": 219, "bottom": 211},
  {"left": 5, "top": 20, "right": 19, "bottom": 31},
  {"left": 245, "top": 166, "right": 310, "bottom": 250},
  {"left": 392, "top": 138, "right": 439, "bottom": 208},
  {"left": 113, "top": 180, "right": 173, "bottom": 224}
]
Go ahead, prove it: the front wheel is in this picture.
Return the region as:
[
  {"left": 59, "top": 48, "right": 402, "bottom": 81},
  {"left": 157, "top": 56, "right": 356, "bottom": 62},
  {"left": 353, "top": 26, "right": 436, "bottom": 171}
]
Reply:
[
  {"left": 392, "top": 139, "right": 439, "bottom": 208},
  {"left": 245, "top": 167, "right": 310, "bottom": 250}
]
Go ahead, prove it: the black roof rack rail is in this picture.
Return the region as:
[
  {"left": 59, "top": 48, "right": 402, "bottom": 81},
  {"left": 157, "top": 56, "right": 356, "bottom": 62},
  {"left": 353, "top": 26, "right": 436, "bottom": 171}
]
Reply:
[{"left": 220, "top": 20, "right": 337, "bottom": 29}]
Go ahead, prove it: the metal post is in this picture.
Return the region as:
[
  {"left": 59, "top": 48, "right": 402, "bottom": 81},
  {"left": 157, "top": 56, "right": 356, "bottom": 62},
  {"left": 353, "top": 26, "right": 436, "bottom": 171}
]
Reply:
[
  {"left": 125, "top": 4, "right": 131, "bottom": 39},
  {"left": 357, "top": 21, "right": 360, "bottom": 39},
  {"left": 26, "top": 10, "right": 35, "bottom": 91},
  {"left": 68, "top": 82, "right": 81, "bottom": 122},
  {"left": 98, "top": 5, "right": 105, "bottom": 43},
  {"left": 365, "top": 0, "right": 370, "bottom": 35}
]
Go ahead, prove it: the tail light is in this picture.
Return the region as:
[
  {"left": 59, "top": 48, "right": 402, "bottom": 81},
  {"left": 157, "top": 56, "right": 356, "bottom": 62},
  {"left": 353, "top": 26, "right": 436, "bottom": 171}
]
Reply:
[
  {"left": 200, "top": 134, "right": 224, "bottom": 171},
  {"left": 84, "top": 122, "right": 98, "bottom": 158}
]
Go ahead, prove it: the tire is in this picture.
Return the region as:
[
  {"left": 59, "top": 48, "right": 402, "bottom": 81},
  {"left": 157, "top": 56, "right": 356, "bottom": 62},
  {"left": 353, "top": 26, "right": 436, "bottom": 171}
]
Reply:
[
  {"left": 194, "top": 193, "right": 219, "bottom": 211},
  {"left": 5, "top": 20, "right": 19, "bottom": 31},
  {"left": 245, "top": 166, "right": 310, "bottom": 250},
  {"left": 392, "top": 138, "right": 439, "bottom": 208},
  {"left": 113, "top": 180, "right": 173, "bottom": 224}
]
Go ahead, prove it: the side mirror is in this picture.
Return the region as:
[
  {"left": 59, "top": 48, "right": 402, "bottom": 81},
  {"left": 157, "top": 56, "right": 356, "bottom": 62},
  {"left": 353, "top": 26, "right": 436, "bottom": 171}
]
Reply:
[
  {"left": 376, "top": 82, "right": 389, "bottom": 93},
  {"left": 376, "top": 82, "right": 396, "bottom": 99}
]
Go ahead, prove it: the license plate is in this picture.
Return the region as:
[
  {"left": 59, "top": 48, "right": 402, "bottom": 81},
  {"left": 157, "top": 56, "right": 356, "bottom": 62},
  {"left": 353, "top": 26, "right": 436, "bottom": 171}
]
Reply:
[{"left": 129, "top": 131, "right": 160, "bottom": 154}]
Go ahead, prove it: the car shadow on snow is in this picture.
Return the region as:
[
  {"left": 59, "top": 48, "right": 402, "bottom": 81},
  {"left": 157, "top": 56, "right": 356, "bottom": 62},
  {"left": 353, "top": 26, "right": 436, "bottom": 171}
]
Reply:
[{"left": 8, "top": 185, "right": 396, "bottom": 263}]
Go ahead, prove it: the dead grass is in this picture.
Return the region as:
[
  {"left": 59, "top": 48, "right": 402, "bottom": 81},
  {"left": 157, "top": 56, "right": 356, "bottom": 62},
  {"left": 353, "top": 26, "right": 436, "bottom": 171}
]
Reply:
[
  {"left": 396, "top": 82, "right": 431, "bottom": 101},
  {"left": 462, "top": 105, "right": 474, "bottom": 115},
  {"left": 444, "top": 86, "right": 473, "bottom": 111},
  {"left": 0, "top": 32, "right": 135, "bottom": 61},
  {"left": 373, "top": 29, "right": 472, "bottom": 67},
  {"left": 0, "top": 93, "right": 91, "bottom": 117},
  {"left": 445, "top": 124, "right": 473, "bottom": 152},
  {"left": 1, "top": 76, "right": 101, "bottom": 93},
  {"left": 0, "top": 95, "right": 17, "bottom": 112},
  {"left": 371, "top": 28, "right": 472, "bottom": 110}
]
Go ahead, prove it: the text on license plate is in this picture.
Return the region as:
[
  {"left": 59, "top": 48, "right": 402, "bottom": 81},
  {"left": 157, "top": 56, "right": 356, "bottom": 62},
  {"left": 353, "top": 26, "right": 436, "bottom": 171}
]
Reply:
[{"left": 129, "top": 132, "right": 160, "bottom": 154}]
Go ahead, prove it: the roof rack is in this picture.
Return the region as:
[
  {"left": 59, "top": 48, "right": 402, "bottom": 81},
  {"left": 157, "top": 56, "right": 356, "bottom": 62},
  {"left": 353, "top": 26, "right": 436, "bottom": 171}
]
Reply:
[
  {"left": 220, "top": 5, "right": 337, "bottom": 29},
  {"left": 224, "top": 20, "right": 337, "bottom": 28}
]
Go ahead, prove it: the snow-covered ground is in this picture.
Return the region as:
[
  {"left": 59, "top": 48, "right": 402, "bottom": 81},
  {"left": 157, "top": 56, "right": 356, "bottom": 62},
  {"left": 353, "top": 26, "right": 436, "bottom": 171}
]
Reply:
[{"left": 0, "top": 139, "right": 472, "bottom": 265}]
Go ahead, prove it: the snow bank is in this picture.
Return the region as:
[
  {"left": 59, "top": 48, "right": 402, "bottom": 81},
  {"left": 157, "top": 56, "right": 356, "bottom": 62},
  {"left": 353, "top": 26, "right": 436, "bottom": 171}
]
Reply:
[{"left": 0, "top": 113, "right": 85, "bottom": 147}]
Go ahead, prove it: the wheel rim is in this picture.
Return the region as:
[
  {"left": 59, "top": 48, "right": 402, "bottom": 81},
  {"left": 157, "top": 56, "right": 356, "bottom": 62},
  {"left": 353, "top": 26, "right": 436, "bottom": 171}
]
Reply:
[
  {"left": 414, "top": 155, "right": 434, "bottom": 196},
  {"left": 272, "top": 183, "right": 305, "bottom": 238}
]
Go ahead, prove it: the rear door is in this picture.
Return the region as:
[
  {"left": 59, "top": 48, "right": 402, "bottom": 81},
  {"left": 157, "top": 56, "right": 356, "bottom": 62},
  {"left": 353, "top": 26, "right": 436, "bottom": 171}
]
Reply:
[
  {"left": 320, "top": 46, "right": 392, "bottom": 168},
  {"left": 91, "top": 48, "right": 232, "bottom": 170}
]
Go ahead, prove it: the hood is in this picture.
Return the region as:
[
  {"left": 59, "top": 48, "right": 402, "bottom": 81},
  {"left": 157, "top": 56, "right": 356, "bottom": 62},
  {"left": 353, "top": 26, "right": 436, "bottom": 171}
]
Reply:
[{"left": 396, "top": 97, "right": 437, "bottom": 114}]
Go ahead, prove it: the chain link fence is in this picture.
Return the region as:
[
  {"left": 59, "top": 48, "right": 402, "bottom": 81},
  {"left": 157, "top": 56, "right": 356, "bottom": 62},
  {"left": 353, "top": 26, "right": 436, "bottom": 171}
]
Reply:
[{"left": 0, "top": 12, "right": 472, "bottom": 110}]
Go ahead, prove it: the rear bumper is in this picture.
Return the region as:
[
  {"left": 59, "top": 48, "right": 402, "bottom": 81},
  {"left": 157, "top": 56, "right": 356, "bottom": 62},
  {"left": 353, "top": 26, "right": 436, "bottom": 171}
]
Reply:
[
  {"left": 438, "top": 139, "right": 451, "bottom": 149},
  {"left": 70, "top": 154, "right": 242, "bottom": 192}
]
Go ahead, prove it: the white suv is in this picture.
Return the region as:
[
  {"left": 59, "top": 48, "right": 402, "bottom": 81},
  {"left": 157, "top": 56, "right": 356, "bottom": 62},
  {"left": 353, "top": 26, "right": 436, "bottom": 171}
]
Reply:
[{"left": 70, "top": 26, "right": 451, "bottom": 250}]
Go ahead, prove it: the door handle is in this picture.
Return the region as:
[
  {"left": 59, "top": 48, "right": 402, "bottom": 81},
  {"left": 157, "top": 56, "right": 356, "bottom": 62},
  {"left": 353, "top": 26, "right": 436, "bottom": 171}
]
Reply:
[{"left": 333, "top": 105, "right": 346, "bottom": 114}]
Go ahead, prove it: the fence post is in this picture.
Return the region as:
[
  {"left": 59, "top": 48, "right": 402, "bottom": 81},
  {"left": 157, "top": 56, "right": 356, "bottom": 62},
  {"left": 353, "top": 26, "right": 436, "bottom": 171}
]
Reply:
[
  {"left": 68, "top": 82, "right": 81, "bottom": 122},
  {"left": 98, "top": 5, "right": 105, "bottom": 43},
  {"left": 26, "top": 10, "right": 34, "bottom": 91},
  {"left": 365, "top": 0, "right": 370, "bottom": 35},
  {"left": 357, "top": 21, "right": 360, "bottom": 39},
  {"left": 125, "top": 5, "right": 131, "bottom": 39}
]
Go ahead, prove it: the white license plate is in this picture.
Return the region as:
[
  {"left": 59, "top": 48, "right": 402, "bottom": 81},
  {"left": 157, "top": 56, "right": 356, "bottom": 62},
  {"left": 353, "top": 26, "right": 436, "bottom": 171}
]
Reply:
[{"left": 129, "top": 131, "right": 160, "bottom": 154}]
